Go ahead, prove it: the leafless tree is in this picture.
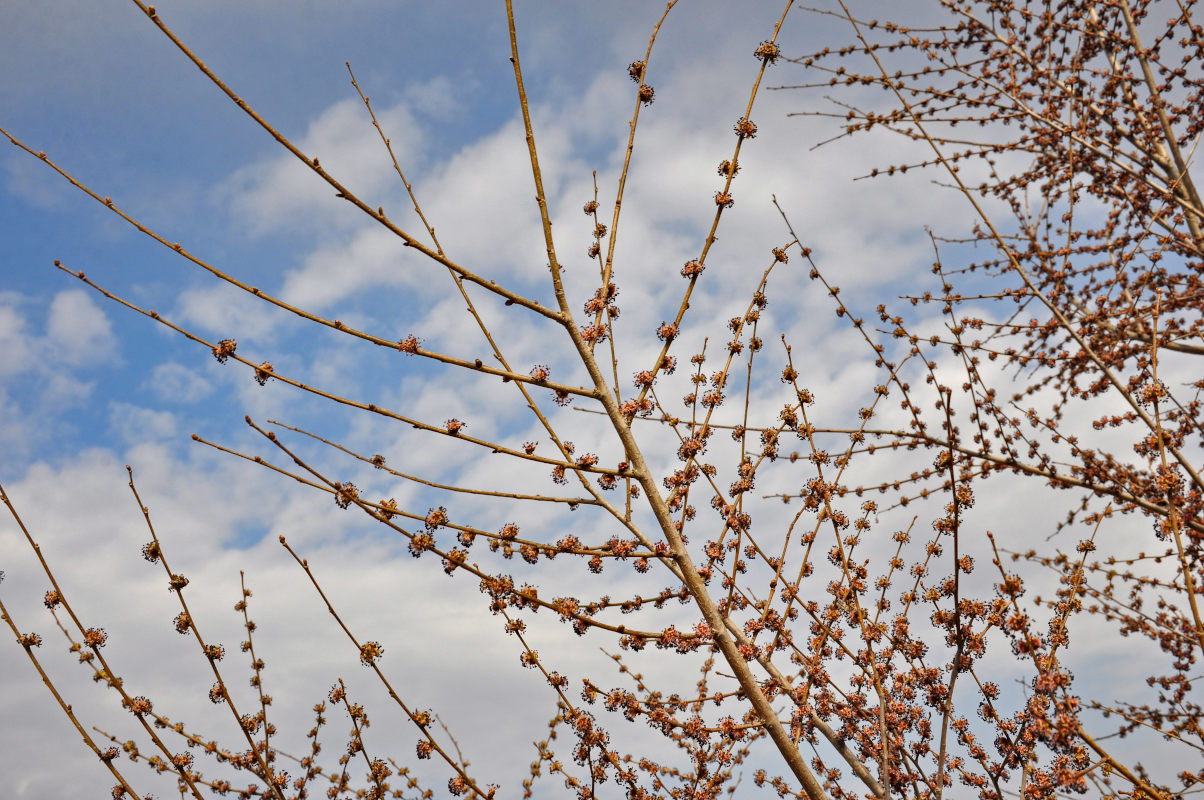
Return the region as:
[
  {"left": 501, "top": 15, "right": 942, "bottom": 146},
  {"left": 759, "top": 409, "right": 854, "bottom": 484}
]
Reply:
[{"left": 2, "top": 1, "right": 1201, "bottom": 798}]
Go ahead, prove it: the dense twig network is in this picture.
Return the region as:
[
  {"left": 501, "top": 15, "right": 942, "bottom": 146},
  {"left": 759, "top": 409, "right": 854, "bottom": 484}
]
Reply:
[{"left": 2, "top": 1, "right": 1201, "bottom": 799}]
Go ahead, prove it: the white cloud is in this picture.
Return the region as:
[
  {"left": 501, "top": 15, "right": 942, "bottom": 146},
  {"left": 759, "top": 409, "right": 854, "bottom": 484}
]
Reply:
[
  {"left": 279, "top": 224, "right": 416, "bottom": 310},
  {"left": 108, "top": 401, "right": 178, "bottom": 443},
  {"left": 3, "top": 152, "right": 72, "bottom": 210},
  {"left": 0, "top": 295, "right": 34, "bottom": 376},
  {"left": 143, "top": 361, "right": 214, "bottom": 403},
  {"left": 402, "top": 74, "right": 466, "bottom": 122},
  {"left": 38, "top": 370, "right": 95, "bottom": 411},
  {"left": 267, "top": 108, "right": 580, "bottom": 318},
  {"left": 216, "top": 98, "right": 425, "bottom": 238},
  {"left": 45, "top": 289, "right": 116, "bottom": 365},
  {"left": 1, "top": 290, "right": 118, "bottom": 377},
  {"left": 0, "top": 292, "right": 114, "bottom": 458},
  {"left": 175, "top": 281, "right": 288, "bottom": 342}
]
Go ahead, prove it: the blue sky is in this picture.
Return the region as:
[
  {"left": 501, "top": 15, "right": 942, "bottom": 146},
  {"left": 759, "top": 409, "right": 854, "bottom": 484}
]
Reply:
[{"left": 3, "top": 2, "right": 1189, "bottom": 798}]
